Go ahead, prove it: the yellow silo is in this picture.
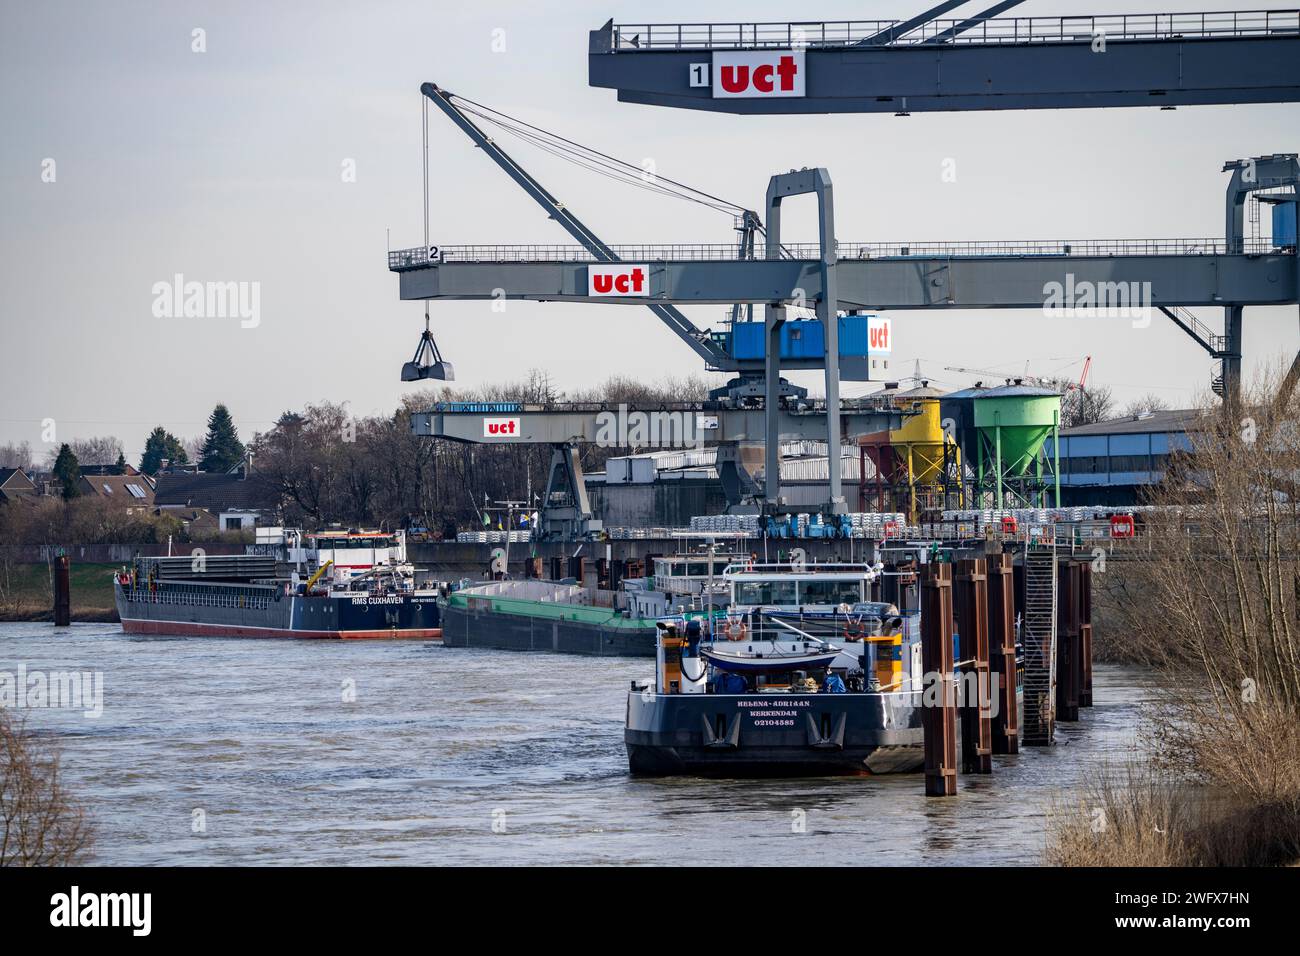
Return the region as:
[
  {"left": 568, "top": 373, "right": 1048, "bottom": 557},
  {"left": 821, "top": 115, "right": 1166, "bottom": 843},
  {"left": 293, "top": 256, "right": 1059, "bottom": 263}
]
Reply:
[{"left": 889, "top": 384, "right": 953, "bottom": 487}]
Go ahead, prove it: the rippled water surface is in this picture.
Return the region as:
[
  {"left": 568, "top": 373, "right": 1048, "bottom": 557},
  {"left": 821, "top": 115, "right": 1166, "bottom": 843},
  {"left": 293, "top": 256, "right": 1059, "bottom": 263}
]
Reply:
[{"left": 0, "top": 622, "right": 1150, "bottom": 865}]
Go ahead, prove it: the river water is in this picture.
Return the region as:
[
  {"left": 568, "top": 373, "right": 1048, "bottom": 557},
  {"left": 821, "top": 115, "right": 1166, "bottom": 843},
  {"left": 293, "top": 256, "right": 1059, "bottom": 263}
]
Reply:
[{"left": 0, "top": 621, "right": 1150, "bottom": 865}]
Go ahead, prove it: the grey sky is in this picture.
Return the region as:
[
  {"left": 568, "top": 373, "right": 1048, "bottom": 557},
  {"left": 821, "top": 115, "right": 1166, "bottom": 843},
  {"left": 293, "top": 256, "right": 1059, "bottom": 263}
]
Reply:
[{"left": 2, "top": 0, "right": 1297, "bottom": 464}]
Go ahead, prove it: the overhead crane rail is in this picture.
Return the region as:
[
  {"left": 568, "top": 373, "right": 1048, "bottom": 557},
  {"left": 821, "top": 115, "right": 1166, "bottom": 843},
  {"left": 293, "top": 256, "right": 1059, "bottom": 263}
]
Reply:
[
  {"left": 607, "top": 9, "right": 1300, "bottom": 50},
  {"left": 389, "top": 236, "right": 1284, "bottom": 270}
]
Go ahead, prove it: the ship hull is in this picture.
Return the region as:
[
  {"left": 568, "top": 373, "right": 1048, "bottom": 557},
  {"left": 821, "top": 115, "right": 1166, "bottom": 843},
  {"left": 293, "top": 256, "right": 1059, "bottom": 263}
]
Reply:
[
  {"left": 626, "top": 689, "right": 926, "bottom": 776},
  {"left": 441, "top": 603, "right": 657, "bottom": 656},
  {"left": 626, "top": 686, "right": 1024, "bottom": 776},
  {"left": 115, "top": 581, "right": 441, "bottom": 640}
]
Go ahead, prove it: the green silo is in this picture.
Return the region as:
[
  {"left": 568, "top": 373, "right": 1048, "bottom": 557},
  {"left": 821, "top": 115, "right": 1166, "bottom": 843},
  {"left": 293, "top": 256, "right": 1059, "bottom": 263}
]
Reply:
[{"left": 972, "top": 382, "right": 1062, "bottom": 507}]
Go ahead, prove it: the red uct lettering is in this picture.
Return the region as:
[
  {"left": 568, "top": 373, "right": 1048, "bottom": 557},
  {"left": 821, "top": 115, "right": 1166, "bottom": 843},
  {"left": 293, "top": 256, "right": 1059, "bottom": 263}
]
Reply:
[
  {"left": 720, "top": 65, "right": 749, "bottom": 93},
  {"left": 593, "top": 274, "right": 613, "bottom": 293},
  {"left": 776, "top": 55, "right": 797, "bottom": 91},
  {"left": 488, "top": 423, "right": 501, "bottom": 434},
  {"left": 752, "top": 64, "right": 774, "bottom": 93},
  {"left": 630, "top": 267, "right": 645, "bottom": 292},
  {"left": 615, "top": 274, "right": 630, "bottom": 293}
]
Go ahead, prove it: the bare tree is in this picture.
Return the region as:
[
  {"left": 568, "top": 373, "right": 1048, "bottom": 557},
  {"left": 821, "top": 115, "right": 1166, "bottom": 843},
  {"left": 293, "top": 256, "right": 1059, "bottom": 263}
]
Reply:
[
  {"left": 43, "top": 436, "right": 123, "bottom": 468},
  {"left": 1120, "top": 393, "right": 1171, "bottom": 418},
  {"left": 0, "top": 441, "right": 33, "bottom": 470},
  {"left": 0, "top": 710, "right": 94, "bottom": 866},
  {"left": 1038, "top": 376, "right": 1115, "bottom": 428}
]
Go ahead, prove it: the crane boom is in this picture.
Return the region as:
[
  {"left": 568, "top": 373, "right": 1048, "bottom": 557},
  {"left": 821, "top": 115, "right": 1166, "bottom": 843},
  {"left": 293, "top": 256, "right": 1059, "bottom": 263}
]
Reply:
[{"left": 419, "top": 82, "right": 731, "bottom": 369}]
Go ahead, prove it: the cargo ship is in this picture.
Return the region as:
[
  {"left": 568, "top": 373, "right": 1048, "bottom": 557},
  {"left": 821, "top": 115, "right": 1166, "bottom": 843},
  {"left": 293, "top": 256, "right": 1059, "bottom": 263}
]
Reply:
[
  {"left": 440, "top": 544, "right": 740, "bottom": 657},
  {"left": 441, "top": 579, "right": 661, "bottom": 656},
  {"left": 114, "top": 529, "right": 441, "bottom": 639}
]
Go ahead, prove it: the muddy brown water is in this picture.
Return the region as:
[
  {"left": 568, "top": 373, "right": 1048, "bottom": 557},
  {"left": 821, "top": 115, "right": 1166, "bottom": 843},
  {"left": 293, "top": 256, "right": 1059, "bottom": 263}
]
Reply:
[{"left": 0, "top": 622, "right": 1151, "bottom": 865}]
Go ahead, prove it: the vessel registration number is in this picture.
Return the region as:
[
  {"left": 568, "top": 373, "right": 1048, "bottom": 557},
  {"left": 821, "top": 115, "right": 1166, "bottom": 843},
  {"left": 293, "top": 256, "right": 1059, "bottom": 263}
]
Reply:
[{"left": 738, "top": 697, "right": 811, "bottom": 728}]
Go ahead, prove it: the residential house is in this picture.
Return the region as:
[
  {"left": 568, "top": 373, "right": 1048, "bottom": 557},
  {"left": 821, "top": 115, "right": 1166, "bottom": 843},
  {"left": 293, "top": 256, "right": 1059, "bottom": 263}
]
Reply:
[
  {"left": 76, "top": 474, "right": 157, "bottom": 515},
  {"left": 0, "top": 467, "right": 37, "bottom": 503},
  {"left": 153, "top": 472, "right": 279, "bottom": 531}
]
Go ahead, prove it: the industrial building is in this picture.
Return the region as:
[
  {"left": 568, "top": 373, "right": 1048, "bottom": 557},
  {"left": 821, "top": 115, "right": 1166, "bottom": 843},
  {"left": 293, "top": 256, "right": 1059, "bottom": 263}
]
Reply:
[
  {"left": 587, "top": 442, "right": 864, "bottom": 528},
  {"left": 584, "top": 404, "right": 1205, "bottom": 521},
  {"left": 1046, "top": 409, "right": 1200, "bottom": 506}
]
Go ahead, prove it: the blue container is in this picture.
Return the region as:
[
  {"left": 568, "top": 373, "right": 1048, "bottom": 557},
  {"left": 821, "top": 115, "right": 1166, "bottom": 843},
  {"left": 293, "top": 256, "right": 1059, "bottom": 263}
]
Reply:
[
  {"left": 731, "top": 315, "right": 872, "bottom": 361},
  {"left": 1274, "top": 202, "right": 1298, "bottom": 248}
]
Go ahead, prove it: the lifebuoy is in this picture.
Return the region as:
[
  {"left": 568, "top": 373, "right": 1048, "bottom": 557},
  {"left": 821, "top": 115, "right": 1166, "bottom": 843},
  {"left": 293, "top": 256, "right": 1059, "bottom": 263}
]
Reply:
[
  {"left": 1110, "top": 514, "right": 1136, "bottom": 538},
  {"left": 722, "top": 620, "right": 749, "bottom": 642}
]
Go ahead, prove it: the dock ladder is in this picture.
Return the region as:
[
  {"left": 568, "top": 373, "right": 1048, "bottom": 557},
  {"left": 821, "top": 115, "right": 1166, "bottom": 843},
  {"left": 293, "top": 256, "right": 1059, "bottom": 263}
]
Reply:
[{"left": 1021, "top": 540, "right": 1058, "bottom": 745}]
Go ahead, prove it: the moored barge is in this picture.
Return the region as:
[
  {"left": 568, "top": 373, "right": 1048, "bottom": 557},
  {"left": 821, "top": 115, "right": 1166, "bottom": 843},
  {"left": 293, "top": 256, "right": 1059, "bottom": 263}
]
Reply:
[{"left": 115, "top": 529, "right": 441, "bottom": 639}]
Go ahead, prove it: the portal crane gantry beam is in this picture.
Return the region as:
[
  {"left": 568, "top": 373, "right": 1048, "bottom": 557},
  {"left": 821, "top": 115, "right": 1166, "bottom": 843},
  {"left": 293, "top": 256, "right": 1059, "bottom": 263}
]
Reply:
[
  {"left": 394, "top": 244, "right": 1296, "bottom": 309},
  {"left": 588, "top": 8, "right": 1300, "bottom": 115}
]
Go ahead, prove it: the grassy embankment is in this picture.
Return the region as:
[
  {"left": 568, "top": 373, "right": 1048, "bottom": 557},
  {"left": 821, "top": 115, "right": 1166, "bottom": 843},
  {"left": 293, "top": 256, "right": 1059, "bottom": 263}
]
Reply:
[{"left": 0, "top": 562, "right": 120, "bottom": 622}]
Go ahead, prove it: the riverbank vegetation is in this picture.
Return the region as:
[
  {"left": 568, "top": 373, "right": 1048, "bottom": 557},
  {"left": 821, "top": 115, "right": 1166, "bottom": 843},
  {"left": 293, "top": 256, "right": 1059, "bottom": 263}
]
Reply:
[
  {"left": 0, "top": 710, "right": 95, "bottom": 866},
  {"left": 1049, "top": 371, "right": 1300, "bottom": 866}
]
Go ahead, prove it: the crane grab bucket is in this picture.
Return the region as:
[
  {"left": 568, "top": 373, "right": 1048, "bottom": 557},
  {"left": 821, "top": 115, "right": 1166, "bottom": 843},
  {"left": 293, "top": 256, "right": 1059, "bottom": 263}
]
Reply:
[{"left": 402, "top": 325, "right": 454, "bottom": 382}]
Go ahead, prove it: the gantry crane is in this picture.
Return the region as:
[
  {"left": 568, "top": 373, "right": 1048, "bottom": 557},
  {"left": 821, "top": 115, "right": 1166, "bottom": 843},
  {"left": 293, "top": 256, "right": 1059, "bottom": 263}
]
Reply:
[{"left": 394, "top": 81, "right": 1298, "bottom": 527}]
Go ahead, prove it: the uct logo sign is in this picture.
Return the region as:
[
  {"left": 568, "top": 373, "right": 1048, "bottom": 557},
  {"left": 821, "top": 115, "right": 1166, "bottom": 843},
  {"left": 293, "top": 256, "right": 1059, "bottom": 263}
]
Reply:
[
  {"left": 712, "top": 51, "right": 804, "bottom": 99},
  {"left": 588, "top": 264, "right": 648, "bottom": 297},
  {"left": 867, "top": 316, "right": 891, "bottom": 354},
  {"left": 483, "top": 417, "right": 520, "bottom": 438}
]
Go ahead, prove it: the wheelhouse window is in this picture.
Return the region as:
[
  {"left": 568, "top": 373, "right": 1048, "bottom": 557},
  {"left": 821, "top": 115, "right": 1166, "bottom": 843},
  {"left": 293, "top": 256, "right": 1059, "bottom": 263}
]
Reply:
[
  {"left": 797, "top": 579, "right": 864, "bottom": 605},
  {"left": 734, "top": 579, "right": 797, "bottom": 606}
]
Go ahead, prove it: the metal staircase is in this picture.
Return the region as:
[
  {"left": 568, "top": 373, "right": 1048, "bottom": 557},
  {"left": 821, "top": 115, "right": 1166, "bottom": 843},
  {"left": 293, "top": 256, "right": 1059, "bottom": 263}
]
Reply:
[
  {"left": 1020, "top": 541, "right": 1058, "bottom": 745},
  {"left": 1158, "top": 305, "right": 1230, "bottom": 398}
]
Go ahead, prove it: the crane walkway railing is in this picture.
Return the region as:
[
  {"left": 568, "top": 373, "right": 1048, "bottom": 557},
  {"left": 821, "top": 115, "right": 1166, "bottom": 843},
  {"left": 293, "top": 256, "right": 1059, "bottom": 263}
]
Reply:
[
  {"left": 609, "top": 10, "right": 1300, "bottom": 51},
  {"left": 389, "top": 237, "right": 1284, "bottom": 270}
]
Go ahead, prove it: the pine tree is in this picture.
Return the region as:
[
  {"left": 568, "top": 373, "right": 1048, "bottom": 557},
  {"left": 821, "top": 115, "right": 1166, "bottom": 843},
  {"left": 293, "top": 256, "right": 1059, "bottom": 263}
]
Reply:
[
  {"left": 140, "top": 427, "right": 189, "bottom": 475},
  {"left": 199, "top": 405, "right": 246, "bottom": 474},
  {"left": 51, "top": 444, "right": 80, "bottom": 499},
  {"left": 114, "top": 452, "right": 127, "bottom": 475}
]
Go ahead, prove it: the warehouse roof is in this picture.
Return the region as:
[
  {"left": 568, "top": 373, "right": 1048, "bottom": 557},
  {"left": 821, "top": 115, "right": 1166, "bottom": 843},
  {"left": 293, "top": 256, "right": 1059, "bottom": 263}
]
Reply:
[{"left": 1063, "top": 408, "right": 1204, "bottom": 437}]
